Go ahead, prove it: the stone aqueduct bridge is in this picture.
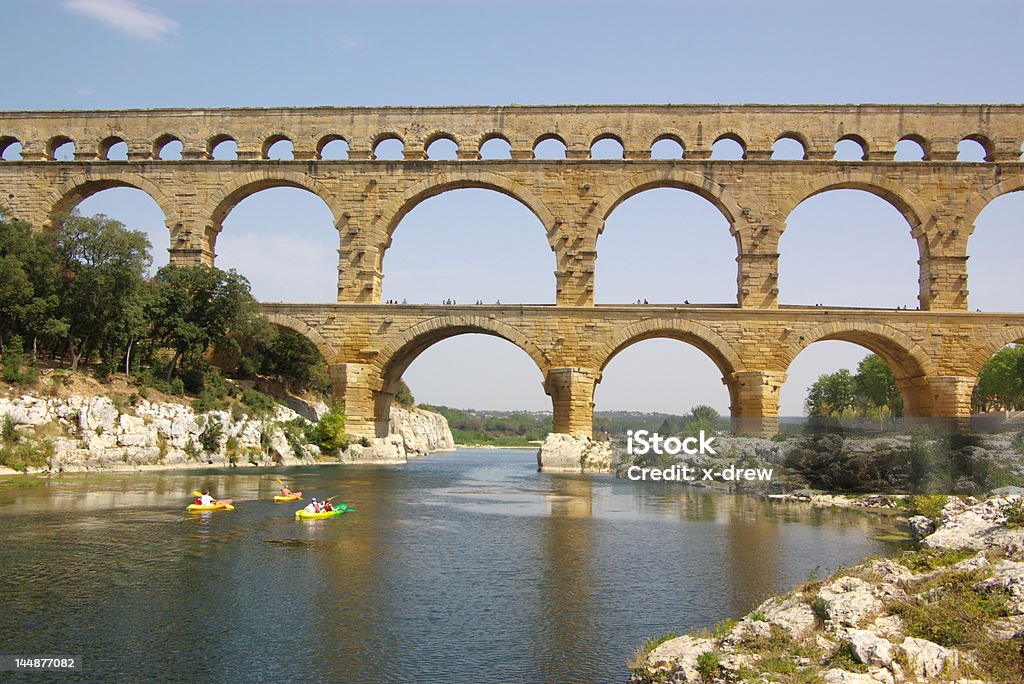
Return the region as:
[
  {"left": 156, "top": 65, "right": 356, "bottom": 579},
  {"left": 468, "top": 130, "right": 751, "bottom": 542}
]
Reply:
[{"left": 3, "top": 104, "right": 1024, "bottom": 439}]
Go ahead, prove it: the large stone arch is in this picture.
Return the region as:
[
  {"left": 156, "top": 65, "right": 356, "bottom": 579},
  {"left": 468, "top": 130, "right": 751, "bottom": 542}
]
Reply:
[
  {"left": 594, "top": 317, "right": 747, "bottom": 379},
  {"left": 777, "top": 321, "right": 933, "bottom": 379},
  {"left": 594, "top": 168, "right": 744, "bottom": 243},
  {"left": 371, "top": 314, "right": 550, "bottom": 422},
  {"left": 782, "top": 171, "right": 933, "bottom": 248},
  {"left": 967, "top": 325, "right": 1024, "bottom": 377},
  {"left": 777, "top": 321, "right": 935, "bottom": 415},
  {"left": 206, "top": 170, "right": 341, "bottom": 233},
  {"left": 963, "top": 175, "right": 1024, "bottom": 231},
  {"left": 49, "top": 171, "right": 182, "bottom": 229},
  {"left": 378, "top": 169, "right": 559, "bottom": 248},
  {"left": 261, "top": 312, "right": 337, "bottom": 366}
]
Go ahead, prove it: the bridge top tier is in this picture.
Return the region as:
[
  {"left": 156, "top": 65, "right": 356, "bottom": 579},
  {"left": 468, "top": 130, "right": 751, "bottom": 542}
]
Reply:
[{"left": 2, "top": 104, "right": 1024, "bottom": 162}]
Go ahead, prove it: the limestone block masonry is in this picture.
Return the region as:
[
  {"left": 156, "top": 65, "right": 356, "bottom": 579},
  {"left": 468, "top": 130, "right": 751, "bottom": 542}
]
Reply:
[{"left": 3, "top": 104, "right": 1024, "bottom": 469}]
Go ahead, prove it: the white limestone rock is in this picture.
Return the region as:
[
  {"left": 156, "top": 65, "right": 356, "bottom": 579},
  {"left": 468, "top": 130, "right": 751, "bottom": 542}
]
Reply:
[
  {"left": 899, "top": 636, "right": 958, "bottom": 680},
  {"left": 644, "top": 636, "right": 715, "bottom": 682},
  {"left": 816, "top": 576, "right": 883, "bottom": 629},
  {"left": 389, "top": 406, "right": 455, "bottom": 456},
  {"left": 536, "top": 433, "right": 613, "bottom": 472},
  {"left": 923, "top": 495, "right": 1024, "bottom": 553}
]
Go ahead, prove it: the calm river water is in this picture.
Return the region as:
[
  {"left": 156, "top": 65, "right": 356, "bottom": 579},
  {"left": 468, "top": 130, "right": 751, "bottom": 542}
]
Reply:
[{"left": 0, "top": 448, "right": 905, "bottom": 682}]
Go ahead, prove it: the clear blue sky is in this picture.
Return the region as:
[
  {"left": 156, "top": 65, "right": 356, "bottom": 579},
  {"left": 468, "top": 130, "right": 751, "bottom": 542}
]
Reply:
[{"left": 4, "top": 0, "right": 1023, "bottom": 416}]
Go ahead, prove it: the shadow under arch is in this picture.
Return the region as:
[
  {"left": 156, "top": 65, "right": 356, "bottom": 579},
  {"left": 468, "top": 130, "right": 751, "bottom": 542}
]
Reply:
[
  {"left": 261, "top": 311, "right": 337, "bottom": 366},
  {"left": 371, "top": 314, "right": 550, "bottom": 430},
  {"left": 49, "top": 172, "right": 181, "bottom": 230},
  {"left": 778, "top": 321, "right": 936, "bottom": 415}
]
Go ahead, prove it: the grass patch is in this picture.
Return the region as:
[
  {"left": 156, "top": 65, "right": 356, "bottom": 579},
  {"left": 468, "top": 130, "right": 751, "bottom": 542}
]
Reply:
[
  {"left": 0, "top": 440, "right": 53, "bottom": 471},
  {"left": 896, "top": 547, "right": 975, "bottom": 573},
  {"left": 891, "top": 570, "right": 1008, "bottom": 647},
  {"left": 1003, "top": 498, "right": 1024, "bottom": 529},
  {"left": 903, "top": 494, "right": 949, "bottom": 522},
  {"left": 695, "top": 651, "right": 719, "bottom": 681}
]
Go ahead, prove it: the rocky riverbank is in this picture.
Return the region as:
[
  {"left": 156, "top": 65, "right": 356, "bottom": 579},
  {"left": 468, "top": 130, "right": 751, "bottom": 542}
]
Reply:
[
  {"left": 0, "top": 390, "right": 454, "bottom": 474},
  {"left": 629, "top": 495, "right": 1024, "bottom": 684},
  {"left": 338, "top": 406, "right": 455, "bottom": 464}
]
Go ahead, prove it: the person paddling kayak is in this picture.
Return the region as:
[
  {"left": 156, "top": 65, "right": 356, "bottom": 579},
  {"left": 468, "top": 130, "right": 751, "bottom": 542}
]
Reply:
[
  {"left": 280, "top": 483, "right": 297, "bottom": 497},
  {"left": 304, "top": 497, "right": 319, "bottom": 514},
  {"left": 199, "top": 490, "right": 214, "bottom": 506}
]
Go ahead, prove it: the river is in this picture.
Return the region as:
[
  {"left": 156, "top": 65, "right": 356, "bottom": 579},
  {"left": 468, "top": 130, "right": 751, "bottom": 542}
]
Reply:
[{"left": 0, "top": 448, "right": 905, "bottom": 682}]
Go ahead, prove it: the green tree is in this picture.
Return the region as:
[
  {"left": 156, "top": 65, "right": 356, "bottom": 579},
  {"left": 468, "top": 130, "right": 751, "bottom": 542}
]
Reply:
[
  {"left": 148, "top": 265, "right": 256, "bottom": 381},
  {"left": 50, "top": 213, "right": 151, "bottom": 370},
  {"left": 393, "top": 378, "right": 415, "bottom": 407},
  {"left": 806, "top": 368, "right": 856, "bottom": 417},
  {"left": 972, "top": 345, "right": 1024, "bottom": 412},
  {"left": 855, "top": 354, "right": 903, "bottom": 420}
]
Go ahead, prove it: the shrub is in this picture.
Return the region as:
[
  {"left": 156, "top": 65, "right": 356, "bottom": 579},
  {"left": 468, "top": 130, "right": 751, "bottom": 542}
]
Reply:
[
  {"left": 241, "top": 388, "right": 276, "bottom": 414},
  {"left": 1003, "top": 498, "right": 1024, "bottom": 529},
  {"left": 904, "top": 494, "right": 949, "bottom": 523},
  {"left": 314, "top": 404, "right": 347, "bottom": 453},
  {"left": 695, "top": 651, "right": 719, "bottom": 682},
  {"left": 199, "top": 417, "right": 223, "bottom": 453},
  {"left": 2, "top": 415, "right": 18, "bottom": 443},
  {"left": 0, "top": 440, "right": 53, "bottom": 471}
]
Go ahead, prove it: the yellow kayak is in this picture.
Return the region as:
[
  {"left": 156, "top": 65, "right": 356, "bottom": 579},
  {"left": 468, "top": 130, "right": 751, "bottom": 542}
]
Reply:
[
  {"left": 186, "top": 501, "right": 234, "bottom": 513},
  {"left": 295, "top": 504, "right": 348, "bottom": 520},
  {"left": 273, "top": 492, "right": 303, "bottom": 503}
]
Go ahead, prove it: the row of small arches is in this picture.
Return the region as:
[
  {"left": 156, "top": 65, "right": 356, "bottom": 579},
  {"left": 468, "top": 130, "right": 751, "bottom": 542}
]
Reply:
[{"left": 0, "top": 131, "right": 1015, "bottom": 163}]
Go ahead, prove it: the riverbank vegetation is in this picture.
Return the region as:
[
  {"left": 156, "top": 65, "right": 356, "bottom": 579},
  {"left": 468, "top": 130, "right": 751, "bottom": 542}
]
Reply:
[{"left": 0, "top": 210, "right": 331, "bottom": 404}]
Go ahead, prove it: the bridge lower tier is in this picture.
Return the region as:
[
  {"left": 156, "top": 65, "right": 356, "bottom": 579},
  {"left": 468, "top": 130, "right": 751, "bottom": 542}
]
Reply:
[{"left": 258, "top": 303, "right": 1024, "bottom": 438}]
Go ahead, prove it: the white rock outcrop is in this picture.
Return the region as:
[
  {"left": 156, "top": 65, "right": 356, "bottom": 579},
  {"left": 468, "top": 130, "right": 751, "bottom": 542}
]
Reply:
[
  {"left": 335, "top": 405, "right": 454, "bottom": 465},
  {"left": 0, "top": 393, "right": 317, "bottom": 473},
  {"left": 536, "top": 433, "right": 614, "bottom": 472}
]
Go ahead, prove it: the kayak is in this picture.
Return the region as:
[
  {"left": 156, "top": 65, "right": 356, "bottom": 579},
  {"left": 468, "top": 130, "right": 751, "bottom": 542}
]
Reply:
[
  {"left": 295, "top": 504, "right": 349, "bottom": 520},
  {"left": 187, "top": 499, "right": 235, "bottom": 513},
  {"left": 273, "top": 492, "right": 303, "bottom": 503}
]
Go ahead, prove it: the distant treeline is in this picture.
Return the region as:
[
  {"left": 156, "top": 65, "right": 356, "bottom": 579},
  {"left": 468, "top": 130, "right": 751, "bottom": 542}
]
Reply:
[{"left": 422, "top": 405, "right": 724, "bottom": 446}]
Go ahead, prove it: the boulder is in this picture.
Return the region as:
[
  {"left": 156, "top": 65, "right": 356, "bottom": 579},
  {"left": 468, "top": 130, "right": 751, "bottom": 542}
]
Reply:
[
  {"left": 536, "top": 433, "right": 613, "bottom": 472},
  {"left": 816, "top": 576, "right": 883, "bottom": 628},
  {"left": 899, "top": 637, "right": 958, "bottom": 680},
  {"left": 644, "top": 636, "right": 715, "bottom": 682}
]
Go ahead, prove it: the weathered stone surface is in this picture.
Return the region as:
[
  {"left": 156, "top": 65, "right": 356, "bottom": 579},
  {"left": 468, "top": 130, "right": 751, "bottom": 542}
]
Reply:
[
  {"left": 3, "top": 105, "right": 1024, "bottom": 442},
  {"left": 923, "top": 495, "right": 1024, "bottom": 553},
  {"left": 846, "top": 629, "right": 895, "bottom": 668},
  {"left": 754, "top": 593, "right": 817, "bottom": 640},
  {"left": 644, "top": 636, "right": 715, "bottom": 682},
  {"left": 899, "top": 637, "right": 958, "bottom": 680},
  {"left": 817, "top": 576, "right": 883, "bottom": 628},
  {"left": 536, "top": 433, "right": 613, "bottom": 473},
  {"left": 389, "top": 406, "right": 454, "bottom": 456}
]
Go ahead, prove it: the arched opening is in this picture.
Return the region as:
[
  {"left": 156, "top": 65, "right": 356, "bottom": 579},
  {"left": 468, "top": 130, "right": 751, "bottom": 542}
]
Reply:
[
  {"left": 971, "top": 343, "right": 1024, "bottom": 416},
  {"left": 895, "top": 137, "right": 926, "bottom": 161},
  {"left": 958, "top": 136, "right": 990, "bottom": 162},
  {"left": 215, "top": 187, "right": 339, "bottom": 302},
  {"left": 208, "top": 135, "right": 238, "bottom": 160},
  {"left": 263, "top": 136, "right": 294, "bottom": 160},
  {"left": 780, "top": 341, "right": 911, "bottom": 422},
  {"left": 389, "top": 334, "right": 548, "bottom": 410},
  {"left": 834, "top": 136, "right": 867, "bottom": 161},
  {"left": 373, "top": 135, "right": 405, "bottom": 161},
  {"left": 772, "top": 135, "right": 807, "bottom": 160},
  {"left": 317, "top": 136, "right": 349, "bottom": 160},
  {"left": 533, "top": 135, "right": 566, "bottom": 160},
  {"left": 68, "top": 187, "right": 171, "bottom": 274},
  {"left": 155, "top": 136, "right": 182, "bottom": 160},
  {"left": 100, "top": 136, "right": 128, "bottom": 161},
  {"left": 479, "top": 135, "right": 511, "bottom": 160},
  {"left": 382, "top": 188, "right": 554, "bottom": 304},
  {"left": 711, "top": 135, "right": 745, "bottom": 160},
  {"left": 598, "top": 335, "right": 733, "bottom": 417},
  {"left": 967, "top": 191, "right": 1024, "bottom": 311},
  {"left": 780, "top": 189, "right": 919, "bottom": 308},
  {"left": 426, "top": 136, "right": 458, "bottom": 160},
  {"left": 597, "top": 187, "right": 736, "bottom": 304},
  {"left": 591, "top": 135, "right": 624, "bottom": 160},
  {"left": 650, "top": 135, "right": 684, "bottom": 159},
  {"left": 48, "top": 136, "right": 76, "bottom": 161},
  {"left": 0, "top": 136, "right": 20, "bottom": 161}
]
